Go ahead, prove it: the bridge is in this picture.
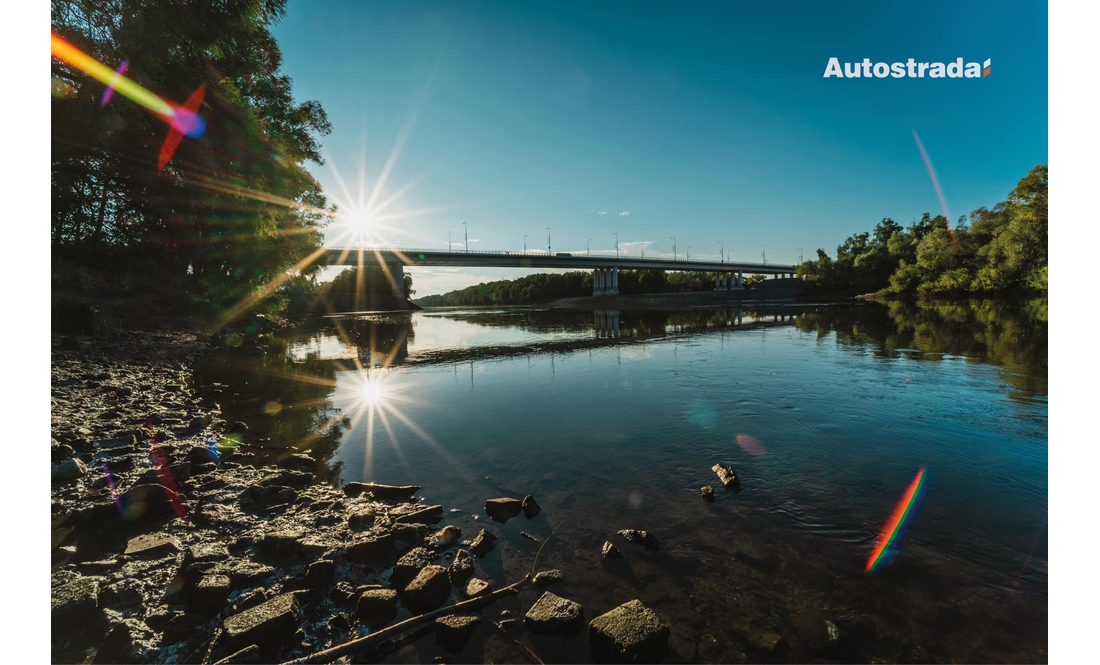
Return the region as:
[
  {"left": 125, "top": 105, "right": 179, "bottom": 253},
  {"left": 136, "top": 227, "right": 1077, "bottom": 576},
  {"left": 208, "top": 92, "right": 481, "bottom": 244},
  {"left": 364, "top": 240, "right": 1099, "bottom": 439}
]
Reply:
[{"left": 325, "top": 246, "right": 798, "bottom": 297}]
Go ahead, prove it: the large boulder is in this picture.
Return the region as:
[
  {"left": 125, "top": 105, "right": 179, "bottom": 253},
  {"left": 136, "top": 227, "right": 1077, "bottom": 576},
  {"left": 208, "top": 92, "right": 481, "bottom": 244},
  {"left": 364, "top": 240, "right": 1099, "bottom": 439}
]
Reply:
[
  {"left": 524, "top": 591, "right": 585, "bottom": 636},
  {"left": 400, "top": 565, "right": 450, "bottom": 613},
  {"left": 52, "top": 576, "right": 103, "bottom": 628},
  {"left": 221, "top": 592, "right": 301, "bottom": 650},
  {"left": 588, "top": 599, "right": 670, "bottom": 663}
]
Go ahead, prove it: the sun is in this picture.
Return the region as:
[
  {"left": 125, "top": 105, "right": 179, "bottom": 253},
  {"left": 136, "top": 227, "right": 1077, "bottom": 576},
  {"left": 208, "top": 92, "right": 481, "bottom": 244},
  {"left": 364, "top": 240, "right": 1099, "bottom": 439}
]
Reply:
[
  {"left": 359, "top": 380, "right": 385, "bottom": 405},
  {"left": 344, "top": 206, "right": 375, "bottom": 235}
]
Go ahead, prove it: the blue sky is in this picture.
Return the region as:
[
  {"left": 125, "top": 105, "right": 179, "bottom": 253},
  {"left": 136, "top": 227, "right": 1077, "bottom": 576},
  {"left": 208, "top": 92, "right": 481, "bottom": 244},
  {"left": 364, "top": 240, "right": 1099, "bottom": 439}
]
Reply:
[{"left": 270, "top": 0, "right": 1047, "bottom": 296}]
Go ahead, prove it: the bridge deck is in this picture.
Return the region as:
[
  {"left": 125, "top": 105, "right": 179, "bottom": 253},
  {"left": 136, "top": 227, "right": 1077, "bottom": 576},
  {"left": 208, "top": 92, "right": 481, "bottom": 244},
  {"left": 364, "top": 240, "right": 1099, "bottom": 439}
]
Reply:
[{"left": 325, "top": 247, "right": 796, "bottom": 274}]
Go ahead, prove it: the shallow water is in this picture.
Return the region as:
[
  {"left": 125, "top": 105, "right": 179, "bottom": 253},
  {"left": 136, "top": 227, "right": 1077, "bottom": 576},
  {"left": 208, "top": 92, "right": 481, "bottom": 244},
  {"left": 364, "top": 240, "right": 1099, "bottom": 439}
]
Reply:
[{"left": 194, "top": 299, "right": 1048, "bottom": 663}]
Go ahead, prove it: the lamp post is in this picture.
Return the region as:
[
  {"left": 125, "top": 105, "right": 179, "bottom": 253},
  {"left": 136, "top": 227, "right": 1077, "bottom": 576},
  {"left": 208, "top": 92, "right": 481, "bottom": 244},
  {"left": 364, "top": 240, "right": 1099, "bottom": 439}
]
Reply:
[
  {"left": 687, "top": 246, "right": 691, "bottom": 260},
  {"left": 671, "top": 236, "right": 676, "bottom": 261},
  {"left": 448, "top": 230, "right": 452, "bottom": 251},
  {"left": 720, "top": 241, "right": 724, "bottom": 264},
  {"left": 463, "top": 221, "right": 468, "bottom": 253},
  {"left": 524, "top": 235, "right": 527, "bottom": 253},
  {"left": 546, "top": 227, "right": 551, "bottom": 254},
  {"left": 798, "top": 247, "right": 803, "bottom": 264},
  {"left": 614, "top": 232, "right": 619, "bottom": 259},
  {"left": 759, "top": 245, "right": 766, "bottom": 265},
  {"left": 587, "top": 238, "right": 592, "bottom": 257}
]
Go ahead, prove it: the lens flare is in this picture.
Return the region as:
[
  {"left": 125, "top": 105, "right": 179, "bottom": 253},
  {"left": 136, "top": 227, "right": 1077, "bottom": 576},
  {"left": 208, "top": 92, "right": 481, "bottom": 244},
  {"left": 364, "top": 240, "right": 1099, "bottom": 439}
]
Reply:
[
  {"left": 866, "top": 467, "right": 927, "bottom": 574},
  {"left": 100, "top": 59, "right": 129, "bottom": 107},
  {"left": 911, "top": 129, "right": 958, "bottom": 250},
  {"left": 735, "top": 433, "right": 765, "bottom": 457}
]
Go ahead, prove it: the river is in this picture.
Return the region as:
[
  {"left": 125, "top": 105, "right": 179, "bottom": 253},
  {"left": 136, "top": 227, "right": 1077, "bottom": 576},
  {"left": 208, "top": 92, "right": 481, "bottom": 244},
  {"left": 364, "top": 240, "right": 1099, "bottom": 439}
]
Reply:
[{"left": 192, "top": 298, "right": 1048, "bottom": 663}]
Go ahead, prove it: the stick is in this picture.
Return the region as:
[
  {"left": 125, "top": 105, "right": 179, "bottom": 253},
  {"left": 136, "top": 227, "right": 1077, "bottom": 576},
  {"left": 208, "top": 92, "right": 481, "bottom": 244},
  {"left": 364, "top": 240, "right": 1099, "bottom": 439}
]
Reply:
[{"left": 281, "top": 575, "right": 531, "bottom": 665}]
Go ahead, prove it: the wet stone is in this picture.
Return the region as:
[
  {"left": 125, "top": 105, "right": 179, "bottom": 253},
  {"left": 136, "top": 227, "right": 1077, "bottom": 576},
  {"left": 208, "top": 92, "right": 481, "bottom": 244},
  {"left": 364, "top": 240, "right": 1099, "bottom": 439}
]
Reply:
[
  {"left": 393, "top": 547, "right": 437, "bottom": 589},
  {"left": 222, "top": 592, "right": 302, "bottom": 650},
  {"left": 617, "top": 529, "right": 660, "bottom": 551},
  {"left": 346, "top": 532, "right": 395, "bottom": 565},
  {"left": 343, "top": 482, "right": 420, "bottom": 501},
  {"left": 277, "top": 453, "right": 315, "bottom": 471},
  {"left": 524, "top": 591, "right": 585, "bottom": 637},
  {"left": 533, "top": 569, "right": 563, "bottom": 588},
  {"left": 394, "top": 504, "right": 443, "bottom": 525},
  {"left": 602, "top": 541, "right": 622, "bottom": 560},
  {"left": 588, "top": 599, "right": 670, "bottom": 664},
  {"left": 522, "top": 494, "right": 542, "bottom": 519},
  {"left": 463, "top": 577, "right": 492, "bottom": 598},
  {"left": 484, "top": 497, "right": 523, "bottom": 523},
  {"left": 711, "top": 462, "right": 741, "bottom": 490},
  {"left": 470, "top": 529, "right": 496, "bottom": 557},
  {"left": 347, "top": 507, "right": 376, "bottom": 530},
  {"left": 355, "top": 588, "right": 398, "bottom": 628},
  {"left": 434, "top": 525, "right": 462, "bottom": 548},
  {"left": 701, "top": 485, "right": 715, "bottom": 502},
  {"left": 401, "top": 565, "right": 451, "bottom": 613},
  {"left": 434, "top": 614, "right": 482, "bottom": 654},
  {"left": 448, "top": 548, "right": 475, "bottom": 586}
]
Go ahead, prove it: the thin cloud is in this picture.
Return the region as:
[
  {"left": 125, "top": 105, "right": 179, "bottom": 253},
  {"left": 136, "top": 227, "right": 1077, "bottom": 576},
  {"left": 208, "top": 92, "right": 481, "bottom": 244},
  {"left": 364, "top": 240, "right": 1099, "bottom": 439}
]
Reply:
[
  {"left": 597, "top": 211, "right": 608, "bottom": 215},
  {"left": 619, "top": 211, "right": 630, "bottom": 216}
]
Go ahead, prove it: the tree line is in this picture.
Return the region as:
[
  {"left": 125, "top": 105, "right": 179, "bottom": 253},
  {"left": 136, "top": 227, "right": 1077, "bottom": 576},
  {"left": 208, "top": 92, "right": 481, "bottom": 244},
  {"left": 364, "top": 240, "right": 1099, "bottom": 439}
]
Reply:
[{"left": 797, "top": 165, "right": 1047, "bottom": 296}]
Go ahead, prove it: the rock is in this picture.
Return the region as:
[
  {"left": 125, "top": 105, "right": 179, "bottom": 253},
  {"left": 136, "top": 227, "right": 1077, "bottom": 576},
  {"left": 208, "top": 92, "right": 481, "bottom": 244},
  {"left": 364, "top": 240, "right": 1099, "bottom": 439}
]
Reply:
[
  {"left": 190, "top": 574, "right": 231, "bottom": 613},
  {"left": 524, "top": 591, "right": 585, "bottom": 636},
  {"left": 392, "top": 523, "right": 430, "bottom": 555},
  {"left": 484, "top": 497, "right": 523, "bottom": 523},
  {"left": 52, "top": 457, "right": 87, "bottom": 483},
  {"left": 711, "top": 462, "right": 740, "bottom": 490},
  {"left": 134, "top": 461, "right": 192, "bottom": 487},
  {"left": 533, "top": 569, "right": 563, "bottom": 588},
  {"left": 701, "top": 485, "right": 715, "bottom": 502},
  {"left": 394, "top": 504, "right": 443, "bottom": 525},
  {"left": 205, "top": 559, "right": 275, "bottom": 589},
  {"left": 222, "top": 592, "right": 301, "bottom": 650},
  {"left": 258, "top": 530, "right": 328, "bottom": 558},
  {"left": 124, "top": 533, "right": 180, "bottom": 556},
  {"left": 240, "top": 484, "right": 297, "bottom": 508},
  {"left": 212, "top": 644, "right": 262, "bottom": 665},
  {"left": 463, "top": 578, "right": 492, "bottom": 598},
  {"left": 392, "top": 547, "right": 436, "bottom": 589},
  {"left": 52, "top": 576, "right": 103, "bottom": 626},
  {"left": 826, "top": 619, "right": 842, "bottom": 643},
  {"left": 434, "top": 614, "right": 482, "bottom": 653},
  {"left": 343, "top": 482, "right": 420, "bottom": 501},
  {"left": 331, "top": 581, "right": 356, "bottom": 605},
  {"left": 589, "top": 599, "right": 670, "bottom": 663},
  {"left": 52, "top": 441, "right": 76, "bottom": 463},
  {"left": 448, "top": 548, "right": 475, "bottom": 586},
  {"left": 305, "top": 560, "right": 335, "bottom": 588},
  {"left": 119, "top": 482, "right": 187, "bottom": 520},
  {"left": 520, "top": 532, "right": 540, "bottom": 543},
  {"left": 522, "top": 495, "right": 542, "bottom": 519},
  {"left": 99, "top": 578, "right": 144, "bottom": 610},
  {"left": 751, "top": 631, "right": 788, "bottom": 656},
  {"left": 277, "top": 453, "right": 315, "bottom": 471},
  {"left": 434, "top": 525, "right": 462, "bottom": 548},
  {"left": 355, "top": 588, "right": 398, "bottom": 628},
  {"left": 182, "top": 542, "right": 230, "bottom": 568},
  {"left": 346, "top": 532, "right": 395, "bottom": 565},
  {"left": 347, "top": 507, "right": 376, "bottom": 530},
  {"left": 602, "top": 541, "right": 622, "bottom": 559},
  {"left": 470, "top": 529, "right": 496, "bottom": 557},
  {"left": 617, "top": 529, "right": 660, "bottom": 551},
  {"left": 261, "top": 469, "right": 313, "bottom": 489},
  {"left": 93, "top": 435, "right": 136, "bottom": 450},
  {"left": 400, "top": 565, "right": 451, "bottom": 613}
]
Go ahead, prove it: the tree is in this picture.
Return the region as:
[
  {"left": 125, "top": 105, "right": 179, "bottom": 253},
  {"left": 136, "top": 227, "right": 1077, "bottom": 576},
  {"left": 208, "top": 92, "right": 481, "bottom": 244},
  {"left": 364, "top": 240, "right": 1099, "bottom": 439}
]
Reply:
[{"left": 51, "top": 0, "right": 332, "bottom": 314}]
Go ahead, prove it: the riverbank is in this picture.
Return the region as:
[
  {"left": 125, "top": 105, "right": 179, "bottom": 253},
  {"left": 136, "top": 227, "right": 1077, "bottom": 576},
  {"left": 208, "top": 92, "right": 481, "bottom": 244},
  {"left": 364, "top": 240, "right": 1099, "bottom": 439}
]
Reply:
[{"left": 50, "top": 326, "right": 671, "bottom": 664}]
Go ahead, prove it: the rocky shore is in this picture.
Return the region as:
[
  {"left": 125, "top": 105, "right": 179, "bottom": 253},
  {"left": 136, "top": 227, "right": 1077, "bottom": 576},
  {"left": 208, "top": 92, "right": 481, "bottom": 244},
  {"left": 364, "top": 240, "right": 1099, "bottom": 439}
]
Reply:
[{"left": 50, "top": 324, "right": 671, "bottom": 664}]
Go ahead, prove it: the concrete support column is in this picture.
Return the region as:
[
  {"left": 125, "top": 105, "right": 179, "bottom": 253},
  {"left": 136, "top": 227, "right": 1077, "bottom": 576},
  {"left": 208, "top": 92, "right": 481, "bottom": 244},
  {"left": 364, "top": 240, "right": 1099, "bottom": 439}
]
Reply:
[
  {"left": 737, "top": 270, "right": 743, "bottom": 288},
  {"left": 609, "top": 267, "right": 619, "bottom": 295}
]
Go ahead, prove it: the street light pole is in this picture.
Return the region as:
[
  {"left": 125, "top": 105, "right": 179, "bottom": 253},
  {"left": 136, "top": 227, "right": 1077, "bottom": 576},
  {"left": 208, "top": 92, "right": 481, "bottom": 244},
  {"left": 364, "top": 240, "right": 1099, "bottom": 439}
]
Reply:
[
  {"left": 798, "top": 247, "right": 803, "bottom": 264},
  {"left": 524, "top": 235, "right": 527, "bottom": 253},
  {"left": 759, "top": 245, "right": 766, "bottom": 265},
  {"left": 614, "top": 232, "right": 619, "bottom": 259},
  {"left": 546, "top": 227, "right": 551, "bottom": 254},
  {"left": 463, "top": 221, "right": 468, "bottom": 253},
  {"left": 448, "top": 230, "right": 452, "bottom": 251},
  {"left": 687, "top": 246, "right": 691, "bottom": 260},
  {"left": 671, "top": 236, "right": 676, "bottom": 261},
  {"left": 587, "top": 238, "right": 592, "bottom": 257},
  {"left": 720, "top": 241, "right": 724, "bottom": 264}
]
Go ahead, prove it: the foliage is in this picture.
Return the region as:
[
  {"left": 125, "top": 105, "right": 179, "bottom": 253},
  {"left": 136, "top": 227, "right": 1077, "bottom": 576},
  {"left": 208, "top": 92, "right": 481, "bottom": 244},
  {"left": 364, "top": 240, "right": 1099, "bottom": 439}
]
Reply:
[
  {"left": 797, "top": 165, "right": 1047, "bottom": 296},
  {"left": 51, "top": 0, "right": 332, "bottom": 315}
]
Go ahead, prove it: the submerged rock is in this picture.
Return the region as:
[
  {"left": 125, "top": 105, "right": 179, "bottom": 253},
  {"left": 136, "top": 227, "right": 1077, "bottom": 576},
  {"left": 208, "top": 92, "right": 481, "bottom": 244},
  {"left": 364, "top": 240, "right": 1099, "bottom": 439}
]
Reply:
[
  {"left": 463, "top": 578, "right": 492, "bottom": 598},
  {"left": 435, "top": 614, "right": 482, "bottom": 653},
  {"left": 448, "top": 548, "right": 475, "bottom": 586},
  {"left": 711, "top": 462, "right": 740, "bottom": 490},
  {"left": 524, "top": 591, "right": 585, "bottom": 636},
  {"left": 533, "top": 569, "right": 563, "bottom": 588},
  {"left": 617, "top": 529, "right": 660, "bottom": 551},
  {"left": 484, "top": 498, "right": 523, "bottom": 523},
  {"left": 393, "top": 547, "right": 437, "bottom": 589},
  {"left": 602, "top": 541, "right": 622, "bottom": 560},
  {"left": 434, "top": 525, "right": 462, "bottom": 548},
  {"left": 701, "top": 485, "right": 715, "bottom": 502},
  {"left": 589, "top": 599, "right": 670, "bottom": 663}
]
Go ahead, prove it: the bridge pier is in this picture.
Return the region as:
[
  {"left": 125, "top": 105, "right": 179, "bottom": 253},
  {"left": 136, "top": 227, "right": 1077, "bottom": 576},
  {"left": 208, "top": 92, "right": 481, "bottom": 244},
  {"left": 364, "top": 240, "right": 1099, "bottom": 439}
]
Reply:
[
  {"left": 714, "top": 271, "right": 745, "bottom": 291},
  {"left": 593, "top": 267, "right": 619, "bottom": 296}
]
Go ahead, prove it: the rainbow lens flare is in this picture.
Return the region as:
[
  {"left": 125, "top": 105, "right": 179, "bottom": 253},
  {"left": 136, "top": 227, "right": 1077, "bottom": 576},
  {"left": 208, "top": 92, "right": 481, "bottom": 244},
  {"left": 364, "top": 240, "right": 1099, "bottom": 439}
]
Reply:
[
  {"left": 100, "top": 59, "right": 129, "bottom": 107},
  {"left": 866, "top": 467, "right": 927, "bottom": 574}
]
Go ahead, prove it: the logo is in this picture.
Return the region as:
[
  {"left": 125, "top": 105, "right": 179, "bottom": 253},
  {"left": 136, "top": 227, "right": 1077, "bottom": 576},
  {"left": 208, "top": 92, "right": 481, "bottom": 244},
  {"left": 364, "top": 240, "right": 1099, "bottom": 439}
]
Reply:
[{"left": 823, "top": 58, "right": 990, "bottom": 79}]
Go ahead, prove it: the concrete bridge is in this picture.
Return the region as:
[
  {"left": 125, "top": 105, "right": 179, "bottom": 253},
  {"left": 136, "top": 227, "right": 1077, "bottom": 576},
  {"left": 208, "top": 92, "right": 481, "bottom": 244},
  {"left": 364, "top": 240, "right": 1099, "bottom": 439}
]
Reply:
[{"left": 325, "top": 247, "right": 798, "bottom": 297}]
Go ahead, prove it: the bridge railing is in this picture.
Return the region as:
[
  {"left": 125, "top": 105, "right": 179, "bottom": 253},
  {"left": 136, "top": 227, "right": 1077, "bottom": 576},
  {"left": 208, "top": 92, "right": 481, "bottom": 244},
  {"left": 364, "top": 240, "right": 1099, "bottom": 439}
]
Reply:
[{"left": 325, "top": 246, "right": 793, "bottom": 270}]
